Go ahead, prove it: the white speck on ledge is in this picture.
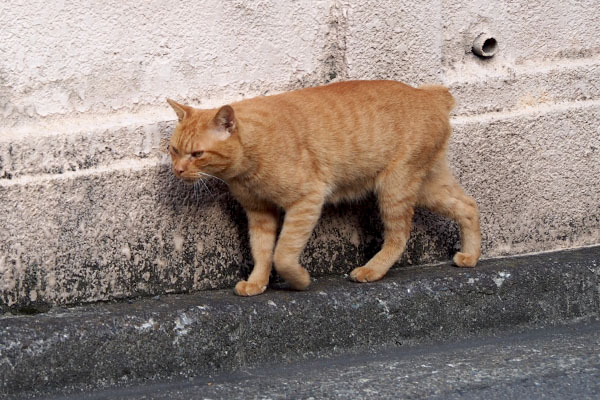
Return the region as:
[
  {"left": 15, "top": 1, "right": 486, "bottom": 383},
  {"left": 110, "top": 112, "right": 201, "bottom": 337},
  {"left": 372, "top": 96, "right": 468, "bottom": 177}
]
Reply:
[
  {"left": 493, "top": 271, "right": 511, "bottom": 287},
  {"left": 136, "top": 318, "right": 155, "bottom": 332}
]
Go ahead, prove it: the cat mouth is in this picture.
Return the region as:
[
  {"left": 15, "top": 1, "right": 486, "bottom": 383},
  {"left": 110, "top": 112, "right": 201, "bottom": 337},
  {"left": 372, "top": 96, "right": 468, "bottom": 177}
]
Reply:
[
  {"left": 174, "top": 173, "right": 198, "bottom": 184},
  {"left": 180, "top": 176, "right": 198, "bottom": 184}
]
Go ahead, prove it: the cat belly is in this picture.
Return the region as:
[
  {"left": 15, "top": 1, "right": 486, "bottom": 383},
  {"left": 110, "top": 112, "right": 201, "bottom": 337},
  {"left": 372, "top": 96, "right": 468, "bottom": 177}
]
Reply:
[{"left": 327, "top": 178, "right": 376, "bottom": 204}]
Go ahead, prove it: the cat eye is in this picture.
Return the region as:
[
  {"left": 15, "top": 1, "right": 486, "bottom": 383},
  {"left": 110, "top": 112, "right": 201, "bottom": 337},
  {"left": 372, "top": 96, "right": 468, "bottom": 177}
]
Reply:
[
  {"left": 168, "top": 145, "right": 179, "bottom": 155},
  {"left": 191, "top": 151, "right": 204, "bottom": 158}
]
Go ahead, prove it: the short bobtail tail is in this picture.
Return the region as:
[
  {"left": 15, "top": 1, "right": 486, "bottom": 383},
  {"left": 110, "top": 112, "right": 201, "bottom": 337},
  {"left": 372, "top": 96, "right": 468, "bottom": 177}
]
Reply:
[{"left": 419, "top": 85, "right": 456, "bottom": 113}]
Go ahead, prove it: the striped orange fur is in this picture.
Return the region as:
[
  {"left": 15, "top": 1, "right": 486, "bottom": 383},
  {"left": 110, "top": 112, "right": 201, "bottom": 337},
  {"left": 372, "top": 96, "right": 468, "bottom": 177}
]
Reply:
[{"left": 167, "top": 80, "right": 481, "bottom": 296}]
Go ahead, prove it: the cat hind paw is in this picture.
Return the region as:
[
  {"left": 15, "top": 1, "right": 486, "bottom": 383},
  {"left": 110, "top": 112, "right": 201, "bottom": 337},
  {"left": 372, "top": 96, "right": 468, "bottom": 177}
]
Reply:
[
  {"left": 276, "top": 265, "right": 311, "bottom": 291},
  {"left": 287, "top": 267, "right": 311, "bottom": 291}
]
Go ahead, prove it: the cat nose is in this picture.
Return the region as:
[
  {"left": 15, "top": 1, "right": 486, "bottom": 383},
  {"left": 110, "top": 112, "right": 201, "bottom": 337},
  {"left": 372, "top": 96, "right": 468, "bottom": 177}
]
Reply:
[{"left": 174, "top": 166, "right": 185, "bottom": 175}]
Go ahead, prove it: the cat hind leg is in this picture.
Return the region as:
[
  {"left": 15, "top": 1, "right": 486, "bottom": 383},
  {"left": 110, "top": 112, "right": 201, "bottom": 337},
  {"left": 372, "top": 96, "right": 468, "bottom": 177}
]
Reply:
[{"left": 417, "top": 160, "right": 481, "bottom": 267}]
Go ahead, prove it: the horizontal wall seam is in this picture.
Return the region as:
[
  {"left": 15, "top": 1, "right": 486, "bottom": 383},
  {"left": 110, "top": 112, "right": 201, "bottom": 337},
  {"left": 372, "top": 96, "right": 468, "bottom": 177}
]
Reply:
[
  {"left": 3, "top": 57, "right": 600, "bottom": 141},
  {"left": 443, "top": 55, "right": 600, "bottom": 85},
  {"left": 451, "top": 99, "right": 600, "bottom": 125},
  {"left": 0, "top": 157, "right": 168, "bottom": 187},
  {"left": 1, "top": 99, "right": 599, "bottom": 186}
]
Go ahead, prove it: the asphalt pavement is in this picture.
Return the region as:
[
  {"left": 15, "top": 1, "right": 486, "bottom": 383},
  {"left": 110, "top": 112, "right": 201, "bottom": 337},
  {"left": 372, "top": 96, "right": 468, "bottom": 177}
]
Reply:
[{"left": 32, "top": 320, "right": 600, "bottom": 399}]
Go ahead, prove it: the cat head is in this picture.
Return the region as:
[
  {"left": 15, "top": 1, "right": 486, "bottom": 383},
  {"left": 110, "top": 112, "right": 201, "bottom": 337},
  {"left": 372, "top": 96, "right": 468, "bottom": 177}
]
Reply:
[{"left": 166, "top": 99, "right": 243, "bottom": 182}]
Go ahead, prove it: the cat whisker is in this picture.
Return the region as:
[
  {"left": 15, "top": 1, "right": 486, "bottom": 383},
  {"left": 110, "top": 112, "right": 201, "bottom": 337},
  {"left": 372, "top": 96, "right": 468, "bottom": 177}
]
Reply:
[
  {"left": 196, "top": 171, "right": 227, "bottom": 185},
  {"left": 184, "top": 173, "right": 212, "bottom": 196},
  {"left": 198, "top": 177, "right": 213, "bottom": 196},
  {"left": 193, "top": 181, "right": 200, "bottom": 202}
]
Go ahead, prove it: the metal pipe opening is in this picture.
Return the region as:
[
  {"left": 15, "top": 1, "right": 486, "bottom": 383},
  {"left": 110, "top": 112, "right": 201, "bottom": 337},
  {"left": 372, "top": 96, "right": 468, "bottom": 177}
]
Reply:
[{"left": 472, "top": 33, "right": 498, "bottom": 58}]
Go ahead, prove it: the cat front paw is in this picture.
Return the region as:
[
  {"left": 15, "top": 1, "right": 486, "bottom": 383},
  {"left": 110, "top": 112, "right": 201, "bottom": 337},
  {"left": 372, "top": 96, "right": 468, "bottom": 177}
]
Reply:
[
  {"left": 350, "top": 266, "right": 385, "bottom": 283},
  {"left": 234, "top": 280, "right": 267, "bottom": 296},
  {"left": 453, "top": 252, "right": 478, "bottom": 268}
]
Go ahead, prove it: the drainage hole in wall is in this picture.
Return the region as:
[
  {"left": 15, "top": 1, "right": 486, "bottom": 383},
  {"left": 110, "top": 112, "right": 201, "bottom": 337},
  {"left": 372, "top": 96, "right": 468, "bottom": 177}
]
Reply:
[
  {"left": 473, "top": 33, "right": 499, "bottom": 58},
  {"left": 482, "top": 38, "right": 497, "bottom": 55}
]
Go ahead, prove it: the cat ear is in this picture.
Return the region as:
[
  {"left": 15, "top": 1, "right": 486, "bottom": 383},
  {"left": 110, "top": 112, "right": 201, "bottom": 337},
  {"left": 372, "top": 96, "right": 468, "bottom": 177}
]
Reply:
[
  {"left": 212, "top": 105, "right": 236, "bottom": 139},
  {"left": 166, "top": 98, "right": 192, "bottom": 122}
]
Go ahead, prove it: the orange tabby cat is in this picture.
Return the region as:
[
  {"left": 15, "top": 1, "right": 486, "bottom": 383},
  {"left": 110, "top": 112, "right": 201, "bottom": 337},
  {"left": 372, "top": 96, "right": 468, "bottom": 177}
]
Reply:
[{"left": 167, "top": 80, "right": 481, "bottom": 296}]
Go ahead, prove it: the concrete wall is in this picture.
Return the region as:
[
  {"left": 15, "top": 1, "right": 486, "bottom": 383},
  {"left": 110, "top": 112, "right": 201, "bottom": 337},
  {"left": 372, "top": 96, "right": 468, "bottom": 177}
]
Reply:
[{"left": 1, "top": 0, "right": 599, "bottom": 311}]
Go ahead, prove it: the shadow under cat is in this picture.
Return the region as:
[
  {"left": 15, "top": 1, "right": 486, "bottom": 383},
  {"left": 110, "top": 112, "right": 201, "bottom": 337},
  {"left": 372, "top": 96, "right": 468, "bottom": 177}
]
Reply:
[{"left": 159, "top": 176, "right": 460, "bottom": 292}]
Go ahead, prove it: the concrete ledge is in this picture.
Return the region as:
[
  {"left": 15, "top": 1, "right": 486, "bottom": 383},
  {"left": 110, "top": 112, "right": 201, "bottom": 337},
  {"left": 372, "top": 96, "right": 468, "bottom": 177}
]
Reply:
[{"left": 1, "top": 246, "right": 599, "bottom": 398}]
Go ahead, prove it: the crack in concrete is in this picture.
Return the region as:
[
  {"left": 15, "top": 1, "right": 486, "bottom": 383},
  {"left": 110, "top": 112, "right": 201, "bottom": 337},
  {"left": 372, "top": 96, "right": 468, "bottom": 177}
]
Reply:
[{"left": 322, "top": 0, "right": 350, "bottom": 83}]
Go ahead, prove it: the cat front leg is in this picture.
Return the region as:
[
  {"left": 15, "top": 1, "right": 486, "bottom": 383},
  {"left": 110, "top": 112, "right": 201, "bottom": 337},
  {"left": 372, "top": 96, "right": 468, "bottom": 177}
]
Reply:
[
  {"left": 234, "top": 205, "right": 278, "bottom": 296},
  {"left": 272, "top": 191, "right": 325, "bottom": 290}
]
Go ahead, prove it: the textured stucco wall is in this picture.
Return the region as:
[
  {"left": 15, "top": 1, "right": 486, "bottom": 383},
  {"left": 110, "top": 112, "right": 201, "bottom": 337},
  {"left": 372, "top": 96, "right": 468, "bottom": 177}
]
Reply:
[
  {"left": 1, "top": 0, "right": 599, "bottom": 311},
  {"left": 1, "top": 0, "right": 332, "bottom": 126}
]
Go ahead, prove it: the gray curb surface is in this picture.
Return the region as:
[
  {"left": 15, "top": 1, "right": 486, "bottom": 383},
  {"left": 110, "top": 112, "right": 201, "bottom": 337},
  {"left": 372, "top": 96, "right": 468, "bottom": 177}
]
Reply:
[{"left": 1, "top": 246, "right": 599, "bottom": 398}]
